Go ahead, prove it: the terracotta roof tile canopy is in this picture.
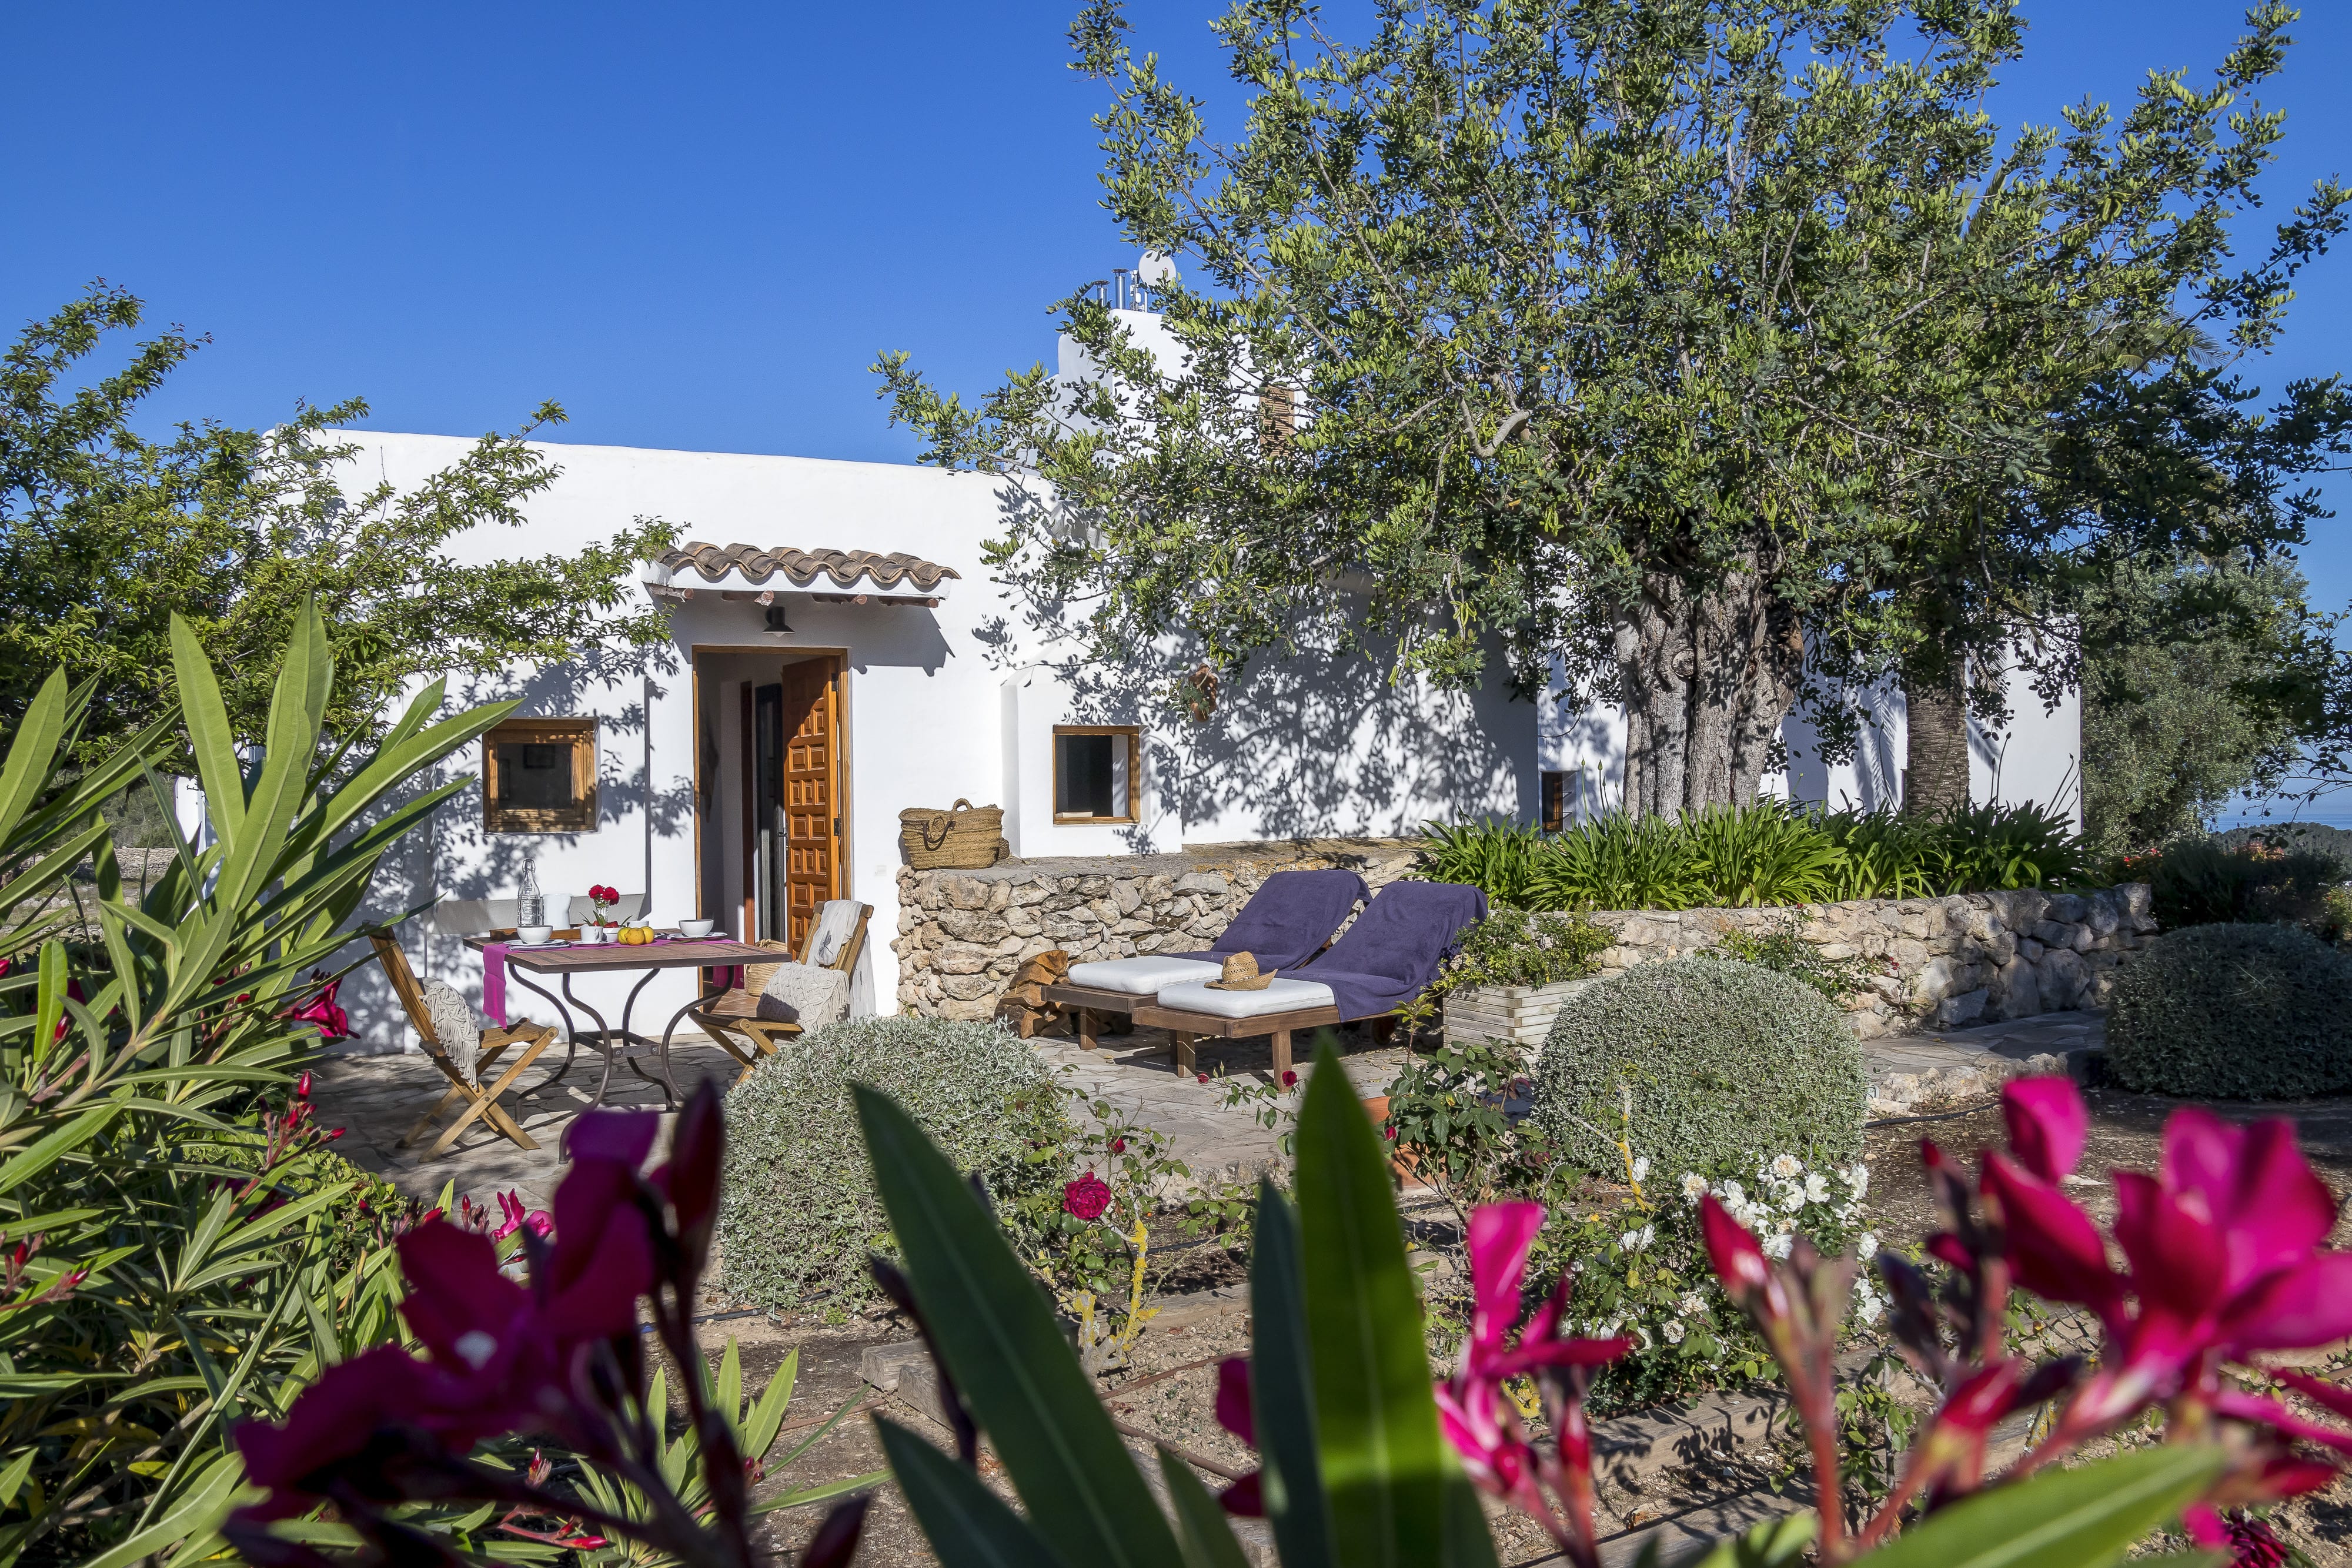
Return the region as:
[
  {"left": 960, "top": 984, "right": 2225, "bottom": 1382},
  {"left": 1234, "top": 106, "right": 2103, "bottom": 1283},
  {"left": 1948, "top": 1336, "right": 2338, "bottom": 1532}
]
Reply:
[{"left": 642, "top": 543, "right": 960, "bottom": 606}]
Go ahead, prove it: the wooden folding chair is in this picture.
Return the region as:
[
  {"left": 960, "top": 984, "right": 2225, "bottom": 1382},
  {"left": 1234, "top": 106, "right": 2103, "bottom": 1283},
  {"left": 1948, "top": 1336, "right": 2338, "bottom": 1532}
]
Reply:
[
  {"left": 687, "top": 904, "right": 871, "bottom": 1082},
  {"left": 366, "top": 927, "right": 559, "bottom": 1159}
]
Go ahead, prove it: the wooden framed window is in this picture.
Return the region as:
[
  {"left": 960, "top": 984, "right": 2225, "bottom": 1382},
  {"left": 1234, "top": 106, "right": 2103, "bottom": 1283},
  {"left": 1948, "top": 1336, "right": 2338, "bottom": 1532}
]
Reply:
[
  {"left": 484, "top": 718, "right": 598, "bottom": 834},
  {"left": 1053, "top": 726, "right": 1140, "bottom": 824},
  {"left": 1541, "top": 770, "right": 1569, "bottom": 833}
]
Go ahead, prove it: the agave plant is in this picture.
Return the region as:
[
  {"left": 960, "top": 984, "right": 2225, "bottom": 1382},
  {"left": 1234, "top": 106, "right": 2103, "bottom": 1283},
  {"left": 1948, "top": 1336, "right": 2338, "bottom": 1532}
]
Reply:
[{"left": 0, "top": 603, "right": 516, "bottom": 1567}]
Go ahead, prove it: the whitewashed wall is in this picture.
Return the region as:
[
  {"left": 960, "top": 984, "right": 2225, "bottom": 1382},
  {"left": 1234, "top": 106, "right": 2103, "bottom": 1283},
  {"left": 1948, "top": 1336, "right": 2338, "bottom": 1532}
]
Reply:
[{"left": 300, "top": 432, "right": 1538, "bottom": 1049}]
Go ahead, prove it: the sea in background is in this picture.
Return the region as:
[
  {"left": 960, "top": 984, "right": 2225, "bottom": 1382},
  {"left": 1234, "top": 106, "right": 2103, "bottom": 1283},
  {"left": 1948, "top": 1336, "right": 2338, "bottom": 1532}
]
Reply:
[{"left": 2211, "top": 796, "right": 2352, "bottom": 833}]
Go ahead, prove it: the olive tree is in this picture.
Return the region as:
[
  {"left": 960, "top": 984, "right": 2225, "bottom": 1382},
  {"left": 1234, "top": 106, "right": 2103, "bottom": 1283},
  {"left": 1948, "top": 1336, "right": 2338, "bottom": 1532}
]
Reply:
[{"left": 877, "top": 0, "right": 2348, "bottom": 817}]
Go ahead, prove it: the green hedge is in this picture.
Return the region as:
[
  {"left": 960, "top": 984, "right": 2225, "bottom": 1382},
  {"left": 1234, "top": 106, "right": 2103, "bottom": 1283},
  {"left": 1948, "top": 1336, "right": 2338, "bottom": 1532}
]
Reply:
[
  {"left": 2104, "top": 922, "right": 2352, "bottom": 1099},
  {"left": 1532, "top": 957, "right": 1866, "bottom": 1181},
  {"left": 716, "top": 1015, "right": 1072, "bottom": 1309}
]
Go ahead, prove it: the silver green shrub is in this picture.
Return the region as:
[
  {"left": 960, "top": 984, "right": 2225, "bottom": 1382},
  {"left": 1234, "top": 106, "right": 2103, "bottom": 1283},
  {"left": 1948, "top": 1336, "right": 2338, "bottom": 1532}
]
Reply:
[
  {"left": 2104, "top": 922, "right": 2352, "bottom": 1099},
  {"left": 716, "top": 1015, "right": 1073, "bottom": 1309},
  {"left": 1532, "top": 957, "right": 1865, "bottom": 1181}
]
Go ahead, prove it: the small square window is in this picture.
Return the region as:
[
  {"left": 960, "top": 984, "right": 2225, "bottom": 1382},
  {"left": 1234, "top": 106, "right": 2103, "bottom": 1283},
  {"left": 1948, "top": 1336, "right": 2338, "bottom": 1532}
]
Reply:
[
  {"left": 1053, "top": 726, "right": 1140, "bottom": 823},
  {"left": 485, "top": 718, "right": 598, "bottom": 834}
]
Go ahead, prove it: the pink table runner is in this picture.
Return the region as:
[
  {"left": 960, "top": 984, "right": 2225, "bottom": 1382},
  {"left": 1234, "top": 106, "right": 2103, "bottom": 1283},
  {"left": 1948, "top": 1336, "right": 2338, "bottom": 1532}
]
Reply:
[{"left": 482, "top": 938, "right": 693, "bottom": 1028}]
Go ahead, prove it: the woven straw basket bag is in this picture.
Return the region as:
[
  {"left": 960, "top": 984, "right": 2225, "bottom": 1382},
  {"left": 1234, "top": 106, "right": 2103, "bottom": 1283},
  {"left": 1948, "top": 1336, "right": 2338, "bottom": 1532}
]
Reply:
[{"left": 898, "top": 798, "right": 1009, "bottom": 870}]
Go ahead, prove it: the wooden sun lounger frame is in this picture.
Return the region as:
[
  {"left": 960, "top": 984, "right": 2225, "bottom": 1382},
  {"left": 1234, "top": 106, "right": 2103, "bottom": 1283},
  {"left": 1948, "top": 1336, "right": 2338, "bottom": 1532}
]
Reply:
[{"left": 1041, "top": 982, "right": 1395, "bottom": 1078}]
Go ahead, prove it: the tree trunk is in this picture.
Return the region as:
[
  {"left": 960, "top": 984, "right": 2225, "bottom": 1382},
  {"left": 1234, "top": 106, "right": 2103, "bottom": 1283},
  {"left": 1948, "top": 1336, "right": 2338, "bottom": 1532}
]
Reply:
[
  {"left": 1614, "top": 564, "right": 1804, "bottom": 818},
  {"left": 1903, "top": 658, "right": 1972, "bottom": 817}
]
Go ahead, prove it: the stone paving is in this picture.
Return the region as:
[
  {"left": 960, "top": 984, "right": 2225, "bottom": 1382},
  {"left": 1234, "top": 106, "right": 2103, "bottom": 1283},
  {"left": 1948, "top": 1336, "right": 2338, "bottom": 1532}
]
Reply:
[
  {"left": 313, "top": 1009, "right": 2102, "bottom": 1211},
  {"left": 312, "top": 1035, "right": 746, "bottom": 1212},
  {"left": 1860, "top": 1010, "right": 2105, "bottom": 1118}
]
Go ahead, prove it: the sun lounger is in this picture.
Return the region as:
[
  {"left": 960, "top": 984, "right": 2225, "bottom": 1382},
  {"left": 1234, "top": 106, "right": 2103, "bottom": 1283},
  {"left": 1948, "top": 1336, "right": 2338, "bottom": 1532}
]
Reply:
[
  {"left": 1043, "top": 868, "right": 1368, "bottom": 1045},
  {"left": 1131, "top": 880, "right": 1488, "bottom": 1077}
]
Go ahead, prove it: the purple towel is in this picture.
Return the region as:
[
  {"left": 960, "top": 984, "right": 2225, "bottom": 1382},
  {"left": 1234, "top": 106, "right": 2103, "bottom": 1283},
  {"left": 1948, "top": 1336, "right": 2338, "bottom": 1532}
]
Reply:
[
  {"left": 1295, "top": 881, "right": 1488, "bottom": 1020},
  {"left": 1157, "top": 868, "right": 1369, "bottom": 972}
]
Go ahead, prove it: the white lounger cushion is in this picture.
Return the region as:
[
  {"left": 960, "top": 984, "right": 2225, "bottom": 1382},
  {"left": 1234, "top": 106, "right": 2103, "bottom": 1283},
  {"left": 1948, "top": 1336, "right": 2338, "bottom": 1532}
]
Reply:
[
  {"left": 1154, "top": 977, "right": 1337, "bottom": 1019},
  {"left": 1066, "top": 955, "right": 1224, "bottom": 994}
]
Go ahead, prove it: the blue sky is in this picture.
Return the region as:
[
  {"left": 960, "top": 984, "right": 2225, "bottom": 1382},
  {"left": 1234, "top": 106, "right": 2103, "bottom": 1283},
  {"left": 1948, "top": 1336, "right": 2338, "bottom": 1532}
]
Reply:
[{"left": 5, "top": 2, "right": 2348, "bottom": 613}]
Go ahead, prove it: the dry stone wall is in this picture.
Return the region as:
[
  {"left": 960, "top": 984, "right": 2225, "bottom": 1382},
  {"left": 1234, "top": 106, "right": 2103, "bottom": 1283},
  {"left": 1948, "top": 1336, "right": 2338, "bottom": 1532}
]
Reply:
[
  {"left": 895, "top": 848, "right": 2156, "bottom": 1038},
  {"left": 894, "top": 841, "right": 1420, "bottom": 1019},
  {"left": 1579, "top": 887, "right": 2157, "bottom": 1040}
]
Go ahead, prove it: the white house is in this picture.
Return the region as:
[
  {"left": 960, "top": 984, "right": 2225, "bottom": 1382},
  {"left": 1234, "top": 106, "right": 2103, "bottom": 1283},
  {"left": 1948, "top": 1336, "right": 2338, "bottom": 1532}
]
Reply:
[
  {"left": 301, "top": 425, "right": 1538, "bottom": 1051},
  {"left": 281, "top": 297, "right": 2079, "bottom": 1053}
]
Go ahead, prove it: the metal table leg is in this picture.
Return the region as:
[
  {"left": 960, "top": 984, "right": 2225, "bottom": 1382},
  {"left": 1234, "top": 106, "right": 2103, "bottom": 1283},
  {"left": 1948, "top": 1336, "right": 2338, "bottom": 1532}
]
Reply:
[
  {"left": 503, "top": 968, "right": 582, "bottom": 1089},
  {"left": 560, "top": 973, "right": 621, "bottom": 1107},
  {"left": 659, "top": 968, "right": 741, "bottom": 1088},
  {"left": 617, "top": 969, "right": 679, "bottom": 1103}
]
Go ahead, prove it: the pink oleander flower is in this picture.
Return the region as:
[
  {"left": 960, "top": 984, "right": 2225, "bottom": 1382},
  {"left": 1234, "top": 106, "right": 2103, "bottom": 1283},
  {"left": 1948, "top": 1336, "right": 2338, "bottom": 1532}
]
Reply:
[
  {"left": 231, "top": 1091, "right": 726, "bottom": 1527},
  {"left": 1212, "top": 1356, "right": 1264, "bottom": 1516},
  {"left": 490, "top": 1191, "right": 554, "bottom": 1242},
  {"left": 2187, "top": 1509, "right": 2290, "bottom": 1568},
  {"left": 1434, "top": 1202, "right": 1630, "bottom": 1566},
  {"left": 1984, "top": 1079, "right": 2352, "bottom": 1436},
  {"left": 1062, "top": 1173, "right": 1112, "bottom": 1222}
]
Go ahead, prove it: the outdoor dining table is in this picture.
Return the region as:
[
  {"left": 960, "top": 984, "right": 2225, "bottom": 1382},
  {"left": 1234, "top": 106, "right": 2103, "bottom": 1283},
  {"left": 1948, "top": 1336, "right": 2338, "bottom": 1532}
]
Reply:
[{"left": 461, "top": 934, "right": 771, "bottom": 1109}]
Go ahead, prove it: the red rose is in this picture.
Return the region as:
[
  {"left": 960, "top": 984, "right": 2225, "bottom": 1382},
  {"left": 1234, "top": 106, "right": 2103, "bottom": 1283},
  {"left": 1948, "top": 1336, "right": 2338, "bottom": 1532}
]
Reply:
[
  {"left": 1110, "top": 1138, "right": 1127, "bottom": 1154},
  {"left": 1280, "top": 1070, "right": 1298, "bottom": 1088},
  {"left": 1197, "top": 1073, "right": 1210, "bottom": 1085},
  {"left": 1063, "top": 1173, "right": 1113, "bottom": 1222}
]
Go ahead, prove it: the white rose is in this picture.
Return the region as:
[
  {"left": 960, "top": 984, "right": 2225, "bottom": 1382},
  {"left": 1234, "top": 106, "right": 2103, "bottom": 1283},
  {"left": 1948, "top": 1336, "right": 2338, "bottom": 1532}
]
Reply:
[
  {"left": 1779, "top": 1185, "right": 1807, "bottom": 1213},
  {"left": 1662, "top": 1319, "right": 1686, "bottom": 1344},
  {"left": 1631, "top": 1156, "right": 1652, "bottom": 1183},
  {"left": 1722, "top": 1180, "right": 1748, "bottom": 1206},
  {"left": 1770, "top": 1154, "right": 1803, "bottom": 1180},
  {"left": 1679, "top": 1294, "right": 1706, "bottom": 1316},
  {"left": 1845, "top": 1164, "right": 1870, "bottom": 1198},
  {"left": 1804, "top": 1172, "right": 1830, "bottom": 1204},
  {"left": 1858, "top": 1233, "right": 1879, "bottom": 1259},
  {"left": 1762, "top": 1232, "right": 1794, "bottom": 1259}
]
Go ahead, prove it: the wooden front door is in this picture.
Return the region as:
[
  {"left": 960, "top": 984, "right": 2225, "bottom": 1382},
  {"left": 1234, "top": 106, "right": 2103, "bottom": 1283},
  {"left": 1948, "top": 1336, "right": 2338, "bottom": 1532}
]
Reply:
[{"left": 778, "top": 660, "right": 840, "bottom": 951}]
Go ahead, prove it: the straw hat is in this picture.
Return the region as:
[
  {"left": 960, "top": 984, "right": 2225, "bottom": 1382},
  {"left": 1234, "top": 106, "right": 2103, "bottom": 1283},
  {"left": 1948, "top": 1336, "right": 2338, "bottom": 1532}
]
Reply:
[{"left": 1205, "top": 952, "right": 1276, "bottom": 991}]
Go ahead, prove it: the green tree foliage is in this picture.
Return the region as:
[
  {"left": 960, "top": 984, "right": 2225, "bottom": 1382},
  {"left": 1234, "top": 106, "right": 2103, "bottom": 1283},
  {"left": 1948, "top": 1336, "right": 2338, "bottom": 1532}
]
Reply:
[
  {"left": 0, "top": 285, "right": 679, "bottom": 761},
  {"left": 877, "top": 0, "right": 2350, "bottom": 818},
  {"left": 2079, "top": 551, "right": 2331, "bottom": 855}
]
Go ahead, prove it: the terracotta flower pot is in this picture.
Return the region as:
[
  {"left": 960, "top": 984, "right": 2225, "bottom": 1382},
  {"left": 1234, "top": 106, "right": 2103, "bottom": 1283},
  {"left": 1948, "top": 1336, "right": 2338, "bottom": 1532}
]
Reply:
[{"left": 1359, "top": 1095, "right": 1425, "bottom": 1188}]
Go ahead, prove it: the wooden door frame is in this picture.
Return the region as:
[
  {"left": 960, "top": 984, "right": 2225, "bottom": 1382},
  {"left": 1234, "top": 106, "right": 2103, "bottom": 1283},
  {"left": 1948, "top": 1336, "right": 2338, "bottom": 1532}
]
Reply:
[{"left": 689, "top": 645, "right": 853, "bottom": 939}]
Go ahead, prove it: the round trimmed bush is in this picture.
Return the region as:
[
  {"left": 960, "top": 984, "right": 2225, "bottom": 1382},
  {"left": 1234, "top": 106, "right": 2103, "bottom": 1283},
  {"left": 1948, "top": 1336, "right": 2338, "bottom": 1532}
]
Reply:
[
  {"left": 2104, "top": 922, "right": 2352, "bottom": 1099},
  {"left": 1532, "top": 957, "right": 1865, "bottom": 1182},
  {"left": 716, "top": 1015, "right": 1073, "bottom": 1309}
]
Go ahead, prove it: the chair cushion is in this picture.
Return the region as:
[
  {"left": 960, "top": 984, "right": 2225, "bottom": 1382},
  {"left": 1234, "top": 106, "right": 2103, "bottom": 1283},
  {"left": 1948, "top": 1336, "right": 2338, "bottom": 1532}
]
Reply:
[
  {"left": 420, "top": 979, "right": 482, "bottom": 1085},
  {"left": 1153, "top": 977, "right": 1337, "bottom": 1019},
  {"left": 1067, "top": 956, "right": 1225, "bottom": 994},
  {"left": 756, "top": 962, "right": 850, "bottom": 1027}
]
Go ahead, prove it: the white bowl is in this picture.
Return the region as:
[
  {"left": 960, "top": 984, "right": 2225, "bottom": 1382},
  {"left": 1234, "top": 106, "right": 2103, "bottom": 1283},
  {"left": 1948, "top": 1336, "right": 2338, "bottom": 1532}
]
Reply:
[
  {"left": 517, "top": 925, "right": 554, "bottom": 944},
  {"left": 677, "top": 919, "right": 716, "bottom": 938}
]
